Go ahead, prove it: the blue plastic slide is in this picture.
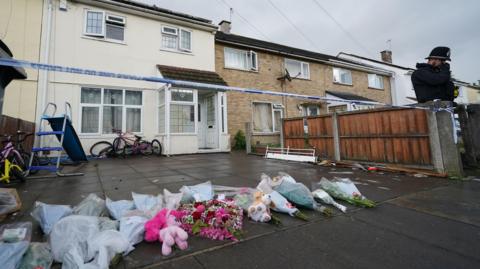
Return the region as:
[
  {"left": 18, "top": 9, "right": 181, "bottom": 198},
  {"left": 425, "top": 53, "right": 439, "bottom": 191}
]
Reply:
[{"left": 45, "top": 116, "right": 88, "bottom": 162}]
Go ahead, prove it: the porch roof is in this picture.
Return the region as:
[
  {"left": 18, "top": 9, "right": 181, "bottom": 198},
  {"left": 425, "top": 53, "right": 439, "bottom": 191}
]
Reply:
[{"left": 157, "top": 65, "right": 228, "bottom": 87}]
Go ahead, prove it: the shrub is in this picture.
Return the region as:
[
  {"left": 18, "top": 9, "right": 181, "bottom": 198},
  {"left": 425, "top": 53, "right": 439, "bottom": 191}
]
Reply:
[{"left": 232, "top": 130, "right": 246, "bottom": 150}]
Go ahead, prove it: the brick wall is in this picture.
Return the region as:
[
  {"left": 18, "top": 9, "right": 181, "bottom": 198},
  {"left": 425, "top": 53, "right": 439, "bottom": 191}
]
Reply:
[{"left": 215, "top": 43, "right": 392, "bottom": 145}]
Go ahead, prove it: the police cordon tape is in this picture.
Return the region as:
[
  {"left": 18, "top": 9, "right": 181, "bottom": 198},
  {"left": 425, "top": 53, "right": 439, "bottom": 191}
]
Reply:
[{"left": 0, "top": 58, "right": 448, "bottom": 112}]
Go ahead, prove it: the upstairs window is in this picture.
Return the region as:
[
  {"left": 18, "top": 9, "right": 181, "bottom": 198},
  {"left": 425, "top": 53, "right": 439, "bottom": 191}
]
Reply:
[
  {"left": 368, "top": 74, "right": 384, "bottom": 89},
  {"left": 84, "top": 10, "right": 125, "bottom": 42},
  {"left": 285, "top": 59, "right": 310, "bottom": 79},
  {"left": 224, "top": 47, "right": 258, "bottom": 71},
  {"left": 162, "top": 26, "right": 192, "bottom": 52},
  {"left": 333, "top": 68, "right": 352, "bottom": 85}
]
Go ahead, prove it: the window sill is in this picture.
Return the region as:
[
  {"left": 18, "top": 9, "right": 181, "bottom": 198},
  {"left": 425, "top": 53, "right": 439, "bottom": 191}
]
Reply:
[
  {"left": 292, "top": 77, "right": 310, "bottom": 81},
  {"left": 333, "top": 81, "right": 353, "bottom": 86},
  {"left": 252, "top": 132, "right": 280, "bottom": 136},
  {"left": 170, "top": 133, "right": 197, "bottom": 136},
  {"left": 160, "top": 48, "right": 193, "bottom": 56},
  {"left": 368, "top": 86, "right": 385, "bottom": 91},
  {"left": 81, "top": 35, "right": 127, "bottom": 45},
  {"left": 223, "top": 67, "right": 258, "bottom": 73},
  {"left": 79, "top": 133, "right": 143, "bottom": 139}
]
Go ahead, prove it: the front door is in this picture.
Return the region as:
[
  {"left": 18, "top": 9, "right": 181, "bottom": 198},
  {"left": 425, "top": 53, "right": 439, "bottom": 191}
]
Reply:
[{"left": 198, "top": 93, "right": 218, "bottom": 149}]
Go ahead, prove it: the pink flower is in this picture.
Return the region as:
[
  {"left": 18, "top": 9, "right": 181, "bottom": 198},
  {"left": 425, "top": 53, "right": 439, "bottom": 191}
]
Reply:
[{"left": 196, "top": 204, "right": 206, "bottom": 213}]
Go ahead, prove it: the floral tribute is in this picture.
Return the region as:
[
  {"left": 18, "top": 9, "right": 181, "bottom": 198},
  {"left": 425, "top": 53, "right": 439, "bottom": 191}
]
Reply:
[{"left": 172, "top": 199, "right": 243, "bottom": 241}]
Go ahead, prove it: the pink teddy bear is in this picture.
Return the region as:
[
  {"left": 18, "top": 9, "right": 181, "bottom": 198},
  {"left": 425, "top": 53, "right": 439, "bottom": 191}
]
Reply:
[{"left": 144, "top": 208, "right": 188, "bottom": 256}]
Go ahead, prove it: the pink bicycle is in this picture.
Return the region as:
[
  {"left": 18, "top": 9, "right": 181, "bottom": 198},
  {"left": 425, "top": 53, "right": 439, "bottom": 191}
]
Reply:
[{"left": 111, "top": 129, "right": 162, "bottom": 157}]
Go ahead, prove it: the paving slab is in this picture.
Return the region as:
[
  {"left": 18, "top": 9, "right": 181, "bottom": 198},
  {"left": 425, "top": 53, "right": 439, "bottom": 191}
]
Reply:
[
  {"left": 390, "top": 180, "right": 480, "bottom": 226},
  {"left": 351, "top": 203, "right": 480, "bottom": 261}
]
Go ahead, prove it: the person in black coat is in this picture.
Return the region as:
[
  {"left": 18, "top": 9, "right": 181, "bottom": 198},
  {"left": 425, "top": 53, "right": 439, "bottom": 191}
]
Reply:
[{"left": 411, "top": 46, "right": 455, "bottom": 103}]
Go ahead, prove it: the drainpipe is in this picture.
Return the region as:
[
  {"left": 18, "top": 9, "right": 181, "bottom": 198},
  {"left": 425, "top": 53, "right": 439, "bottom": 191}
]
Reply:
[{"left": 35, "top": 0, "right": 53, "bottom": 148}]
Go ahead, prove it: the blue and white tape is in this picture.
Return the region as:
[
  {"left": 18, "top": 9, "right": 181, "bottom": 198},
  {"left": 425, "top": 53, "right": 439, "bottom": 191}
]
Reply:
[{"left": 0, "top": 58, "right": 434, "bottom": 110}]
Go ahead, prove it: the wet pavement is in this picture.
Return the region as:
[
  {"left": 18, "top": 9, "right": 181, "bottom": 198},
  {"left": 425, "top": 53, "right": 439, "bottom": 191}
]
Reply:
[{"left": 2, "top": 151, "right": 480, "bottom": 269}]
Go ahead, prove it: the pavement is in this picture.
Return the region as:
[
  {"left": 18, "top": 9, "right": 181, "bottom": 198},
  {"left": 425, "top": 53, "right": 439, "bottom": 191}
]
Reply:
[{"left": 2, "top": 151, "right": 480, "bottom": 269}]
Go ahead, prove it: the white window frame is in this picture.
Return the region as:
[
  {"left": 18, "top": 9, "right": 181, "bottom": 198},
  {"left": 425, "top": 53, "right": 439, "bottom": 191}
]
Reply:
[
  {"left": 161, "top": 25, "right": 193, "bottom": 53},
  {"left": 333, "top": 67, "right": 353, "bottom": 85},
  {"left": 219, "top": 92, "right": 228, "bottom": 134},
  {"left": 252, "top": 101, "right": 284, "bottom": 134},
  {"left": 83, "top": 9, "right": 126, "bottom": 43},
  {"left": 84, "top": 10, "right": 105, "bottom": 37},
  {"left": 285, "top": 58, "right": 310, "bottom": 79},
  {"left": 79, "top": 87, "right": 143, "bottom": 136},
  {"left": 368, "top": 74, "right": 384, "bottom": 90},
  {"left": 303, "top": 105, "right": 320, "bottom": 116},
  {"left": 273, "top": 107, "right": 284, "bottom": 133},
  {"left": 168, "top": 88, "right": 197, "bottom": 135},
  {"left": 157, "top": 89, "right": 166, "bottom": 135},
  {"left": 224, "top": 47, "right": 258, "bottom": 71},
  {"left": 179, "top": 29, "right": 193, "bottom": 52}
]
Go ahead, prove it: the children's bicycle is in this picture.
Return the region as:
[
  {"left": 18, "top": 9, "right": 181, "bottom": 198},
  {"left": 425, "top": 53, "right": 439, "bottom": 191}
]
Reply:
[
  {"left": 0, "top": 134, "right": 27, "bottom": 183},
  {"left": 111, "top": 129, "right": 159, "bottom": 157}
]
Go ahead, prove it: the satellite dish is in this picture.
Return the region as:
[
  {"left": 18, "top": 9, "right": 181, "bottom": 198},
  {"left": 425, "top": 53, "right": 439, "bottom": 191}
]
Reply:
[
  {"left": 277, "top": 69, "right": 292, "bottom": 82},
  {"left": 285, "top": 69, "right": 292, "bottom": 81}
]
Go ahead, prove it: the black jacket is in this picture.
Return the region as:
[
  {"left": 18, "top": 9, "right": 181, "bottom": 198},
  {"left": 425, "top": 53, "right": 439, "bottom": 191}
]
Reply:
[{"left": 411, "top": 63, "right": 455, "bottom": 103}]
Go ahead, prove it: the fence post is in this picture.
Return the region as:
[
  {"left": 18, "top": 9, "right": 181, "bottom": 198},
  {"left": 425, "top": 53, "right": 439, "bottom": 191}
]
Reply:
[
  {"left": 427, "top": 111, "right": 445, "bottom": 173},
  {"left": 427, "top": 109, "right": 463, "bottom": 177},
  {"left": 280, "top": 118, "right": 284, "bottom": 149},
  {"left": 458, "top": 104, "right": 480, "bottom": 167},
  {"left": 332, "top": 112, "right": 341, "bottom": 161},
  {"left": 245, "top": 122, "right": 252, "bottom": 154}
]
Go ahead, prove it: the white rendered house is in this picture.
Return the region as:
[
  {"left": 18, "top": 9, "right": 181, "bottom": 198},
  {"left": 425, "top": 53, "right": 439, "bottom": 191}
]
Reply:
[{"left": 34, "top": 0, "right": 229, "bottom": 155}]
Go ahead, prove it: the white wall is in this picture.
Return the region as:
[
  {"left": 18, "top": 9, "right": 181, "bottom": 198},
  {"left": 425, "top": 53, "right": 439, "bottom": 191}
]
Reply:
[{"left": 0, "top": 0, "right": 43, "bottom": 122}]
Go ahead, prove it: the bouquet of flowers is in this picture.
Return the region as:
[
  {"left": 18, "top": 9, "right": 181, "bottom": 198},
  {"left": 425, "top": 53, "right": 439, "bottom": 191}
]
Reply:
[
  {"left": 172, "top": 199, "right": 243, "bottom": 241},
  {"left": 311, "top": 189, "right": 347, "bottom": 213},
  {"left": 262, "top": 173, "right": 332, "bottom": 216},
  {"left": 315, "top": 177, "right": 375, "bottom": 208},
  {"left": 256, "top": 177, "right": 309, "bottom": 221}
]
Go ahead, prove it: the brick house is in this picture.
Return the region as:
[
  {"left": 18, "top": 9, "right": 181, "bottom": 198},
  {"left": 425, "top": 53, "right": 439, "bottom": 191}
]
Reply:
[{"left": 215, "top": 21, "right": 393, "bottom": 146}]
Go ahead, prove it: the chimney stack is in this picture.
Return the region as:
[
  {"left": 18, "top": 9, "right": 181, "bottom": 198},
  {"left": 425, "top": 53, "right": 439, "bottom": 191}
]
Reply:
[
  {"left": 380, "top": 50, "right": 392, "bottom": 63},
  {"left": 219, "top": 20, "right": 231, "bottom": 34}
]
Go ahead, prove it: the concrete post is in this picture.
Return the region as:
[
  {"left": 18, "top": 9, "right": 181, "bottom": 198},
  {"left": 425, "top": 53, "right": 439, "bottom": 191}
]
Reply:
[
  {"left": 280, "top": 119, "right": 284, "bottom": 148},
  {"left": 427, "top": 109, "right": 463, "bottom": 177},
  {"left": 331, "top": 113, "right": 341, "bottom": 161},
  {"left": 426, "top": 110, "right": 445, "bottom": 173},
  {"left": 245, "top": 122, "right": 252, "bottom": 154}
]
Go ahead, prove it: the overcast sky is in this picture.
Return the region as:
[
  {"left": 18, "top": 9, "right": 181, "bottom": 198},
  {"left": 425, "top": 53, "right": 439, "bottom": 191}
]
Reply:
[{"left": 140, "top": 0, "right": 479, "bottom": 83}]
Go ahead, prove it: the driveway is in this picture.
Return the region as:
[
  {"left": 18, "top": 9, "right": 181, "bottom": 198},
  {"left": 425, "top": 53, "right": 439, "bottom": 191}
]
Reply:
[{"left": 4, "top": 152, "right": 480, "bottom": 269}]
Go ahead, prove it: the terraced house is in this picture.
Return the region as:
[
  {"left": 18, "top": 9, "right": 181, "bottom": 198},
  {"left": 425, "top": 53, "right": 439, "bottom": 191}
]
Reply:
[
  {"left": 215, "top": 21, "right": 393, "bottom": 146},
  {"left": 1, "top": 0, "right": 230, "bottom": 155}
]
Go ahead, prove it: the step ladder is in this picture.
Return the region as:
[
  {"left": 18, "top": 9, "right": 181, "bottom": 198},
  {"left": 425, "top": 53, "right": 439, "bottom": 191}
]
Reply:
[{"left": 27, "top": 102, "right": 84, "bottom": 177}]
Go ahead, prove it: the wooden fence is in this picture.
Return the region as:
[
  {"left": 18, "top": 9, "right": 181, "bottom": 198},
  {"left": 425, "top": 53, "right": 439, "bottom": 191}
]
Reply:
[
  {"left": 283, "top": 107, "right": 433, "bottom": 167},
  {"left": 0, "top": 115, "right": 35, "bottom": 151}
]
